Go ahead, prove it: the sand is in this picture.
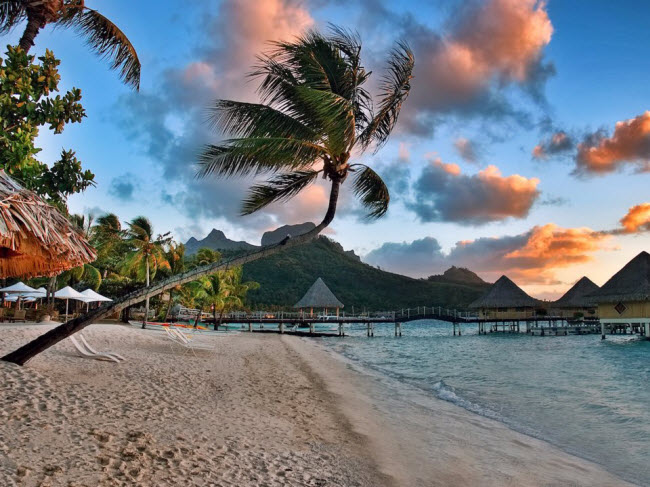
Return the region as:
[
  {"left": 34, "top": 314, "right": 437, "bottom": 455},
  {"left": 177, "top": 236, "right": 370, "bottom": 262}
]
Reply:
[{"left": 0, "top": 323, "right": 633, "bottom": 486}]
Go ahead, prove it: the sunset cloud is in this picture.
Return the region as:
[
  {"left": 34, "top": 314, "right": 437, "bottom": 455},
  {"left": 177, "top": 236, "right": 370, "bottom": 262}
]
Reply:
[
  {"left": 364, "top": 223, "right": 610, "bottom": 285},
  {"left": 532, "top": 131, "right": 573, "bottom": 159},
  {"left": 407, "top": 159, "right": 540, "bottom": 224},
  {"left": 575, "top": 111, "right": 650, "bottom": 174},
  {"left": 617, "top": 203, "right": 650, "bottom": 234},
  {"left": 404, "top": 0, "right": 554, "bottom": 133}
]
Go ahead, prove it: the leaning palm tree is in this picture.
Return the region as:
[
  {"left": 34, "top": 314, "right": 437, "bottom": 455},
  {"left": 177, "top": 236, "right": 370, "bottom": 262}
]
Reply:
[
  {"left": 0, "top": 0, "right": 140, "bottom": 89},
  {"left": 3, "top": 26, "right": 414, "bottom": 365},
  {"left": 121, "top": 216, "right": 170, "bottom": 328}
]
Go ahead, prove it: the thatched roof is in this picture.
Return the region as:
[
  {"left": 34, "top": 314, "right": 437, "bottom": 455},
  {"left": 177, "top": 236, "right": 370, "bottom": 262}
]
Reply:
[
  {"left": 553, "top": 277, "right": 599, "bottom": 308},
  {"left": 468, "top": 275, "right": 539, "bottom": 309},
  {"left": 588, "top": 251, "right": 650, "bottom": 303},
  {"left": 294, "top": 278, "right": 344, "bottom": 309},
  {"left": 0, "top": 170, "right": 96, "bottom": 278}
]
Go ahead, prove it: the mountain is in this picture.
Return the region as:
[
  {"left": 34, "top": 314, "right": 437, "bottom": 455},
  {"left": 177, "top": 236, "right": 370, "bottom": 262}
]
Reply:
[
  {"left": 261, "top": 222, "right": 316, "bottom": 246},
  {"left": 241, "top": 237, "right": 486, "bottom": 310},
  {"left": 428, "top": 266, "right": 489, "bottom": 287},
  {"left": 185, "top": 229, "right": 257, "bottom": 255}
]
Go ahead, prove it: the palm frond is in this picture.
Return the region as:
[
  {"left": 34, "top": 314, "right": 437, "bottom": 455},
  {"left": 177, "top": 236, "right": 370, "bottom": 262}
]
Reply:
[
  {"left": 359, "top": 41, "right": 414, "bottom": 151},
  {"left": 242, "top": 170, "right": 320, "bottom": 215},
  {"left": 0, "top": 1, "right": 25, "bottom": 34},
  {"left": 208, "top": 100, "right": 316, "bottom": 140},
  {"left": 56, "top": 7, "right": 140, "bottom": 89},
  {"left": 352, "top": 165, "right": 390, "bottom": 218},
  {"left": 197, "top": 137, "right": 325, "bottom": 179}
]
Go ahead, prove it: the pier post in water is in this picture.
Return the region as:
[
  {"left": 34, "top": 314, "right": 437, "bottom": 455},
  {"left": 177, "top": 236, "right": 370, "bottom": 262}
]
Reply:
[{"left": 601, "top": 321, "right": 606, "bottom": 340}]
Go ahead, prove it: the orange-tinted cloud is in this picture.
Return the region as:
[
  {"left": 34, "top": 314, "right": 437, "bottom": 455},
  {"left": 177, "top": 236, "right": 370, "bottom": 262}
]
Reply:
[
  {"left": 503, "top": 224, "right": 610, "bottom": 283},
  {"left": 408, "top": 0, "right": 553, "bottom": 121},
  {"left": 408, "top": 159, "right": 540, "bottom": 224},
  {"left": 365, "top": 223, "right": 611, "bottom": 286},
  {"left": 576, "top": 111, "right": 650, "bottom": 174},
  {"left": 618, "top": 203, "right": 650, "bottom": 234}
]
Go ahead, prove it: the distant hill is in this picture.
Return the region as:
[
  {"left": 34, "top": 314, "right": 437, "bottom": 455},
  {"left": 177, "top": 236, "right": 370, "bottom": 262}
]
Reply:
[
  {"left": 428, "top": 266, "right": 489, "bottom": 287},
  {"left": 185, "top": 229, "right": 257, "bottom": 255},
  {"left": 241, "top": 237, "right": 486, "bottom": 310},
  {"left": 261, "top": 222, "right": 316, "bottom": 246}
]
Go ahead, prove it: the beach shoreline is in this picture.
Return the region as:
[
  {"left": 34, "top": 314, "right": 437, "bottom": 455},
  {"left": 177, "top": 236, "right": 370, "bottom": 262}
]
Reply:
[{"left": 0, "top": 323, "right": 634, "bottom": 486}]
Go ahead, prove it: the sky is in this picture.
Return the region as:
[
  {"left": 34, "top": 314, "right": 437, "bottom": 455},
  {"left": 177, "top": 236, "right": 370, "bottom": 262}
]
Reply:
[{"left": 3, "top": 0, "right": 650, "bottom": 299}]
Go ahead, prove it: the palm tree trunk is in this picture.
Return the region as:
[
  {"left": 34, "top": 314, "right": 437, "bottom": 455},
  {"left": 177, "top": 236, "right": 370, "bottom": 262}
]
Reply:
[
  {"left": 2, "top": 180, "right": 341, "bottom": 365},
  {"left": 19, "top": 14, "right": 44, "bottom": 52},
  {"left": 142, "top": 258, "right": 150, "bottom": 329},
  {"left": 164, "top": 290, "right": 173, "bottom": 322},
  {"left": 213, "top": 308, "right": 218, "bottom": 331}
]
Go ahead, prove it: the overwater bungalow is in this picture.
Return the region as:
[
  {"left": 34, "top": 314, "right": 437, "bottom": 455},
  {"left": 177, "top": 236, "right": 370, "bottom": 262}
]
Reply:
[
  {"left": 551, "top": 276, "right": 599, "bottom": 320},
  {"left": 588, "top": 251, "right": 650, "bottom": 339},
  {"left": 0, "top": 170, "right": 96, "bottom": 279},
  {"left": 468, "top": 275, "right": 540, "bottom": 320},
  {"left": 294, "top": 277, "right": 344, "bottom": 319}
]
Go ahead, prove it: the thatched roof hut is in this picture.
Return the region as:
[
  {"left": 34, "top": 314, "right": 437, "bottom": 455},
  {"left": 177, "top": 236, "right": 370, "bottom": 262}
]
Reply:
[
  {"left": 294, "top": 278, "right": 344, "bottom": 309},
  {"left": 469, "top": 275, "right": 539, "bottom": 309},
  {"left": 0, "top": 170, "right": 96, "bottom": 278},
  {"left": 554, "top": 276, "right": 599, "bottom": 308},
  {"left": 588, "top": 251, "right": 650, "bottom": 303}
]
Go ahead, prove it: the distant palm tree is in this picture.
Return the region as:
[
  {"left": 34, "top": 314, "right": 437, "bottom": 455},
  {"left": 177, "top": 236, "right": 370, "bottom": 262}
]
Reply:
[
  {"left": 193, "top": 248, "right": 221, "bottom": 267},
  {"left": 3, "top": 26, "right": 415, "bottom": 365},
  {"left": 121, "top": 216, "right": 170, "bottom": 328},
  {"left": 202, "top": 267, "right": 259, "bottom": 330},
  {"left": 0, "top": 0, "right": 140, "bottom": 89}
]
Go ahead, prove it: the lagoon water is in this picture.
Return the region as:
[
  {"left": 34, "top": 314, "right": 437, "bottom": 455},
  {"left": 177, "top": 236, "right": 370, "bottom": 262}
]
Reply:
[{"left": 322, "top": 321, "right": 650, "bottom": 485}]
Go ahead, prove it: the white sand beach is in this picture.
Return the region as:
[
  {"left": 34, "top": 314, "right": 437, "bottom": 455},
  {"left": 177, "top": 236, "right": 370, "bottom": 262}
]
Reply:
[{"left": 0, "top": 324, "right": 633, "bottom": 486}]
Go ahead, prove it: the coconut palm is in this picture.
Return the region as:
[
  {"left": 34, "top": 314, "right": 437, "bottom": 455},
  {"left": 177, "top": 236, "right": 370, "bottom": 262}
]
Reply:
[
  {"left": 0, "top": 0, "right": 140, "bottom": 89},
  {"left": 3, "top": 26, "right": 414, "bottom": 365},
  {"left": 121, "top": 216, "right": 170, "bottom": 328},
  {"left": 204, "top": 267, "right": 259, "bottom": 330}
]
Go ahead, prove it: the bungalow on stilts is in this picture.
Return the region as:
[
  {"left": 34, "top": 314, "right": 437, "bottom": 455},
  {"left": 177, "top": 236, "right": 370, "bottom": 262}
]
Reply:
[{"left": 589, "top": 251, "right": 650, "bottom": 339}]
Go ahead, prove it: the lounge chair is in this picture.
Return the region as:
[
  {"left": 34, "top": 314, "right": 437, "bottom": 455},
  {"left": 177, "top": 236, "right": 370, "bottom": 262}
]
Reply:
[
  {"left": 69, "top": 335, "right": 120, "bottom": 363},
  {"left": 79, "top": 333, "right": 125, "bottom": 362},
  {"left": 164, "top": 327, "right": 215, "bottom": 356},
  {"left": 11, "top": 309, "right": 26, "bottom": 323}
]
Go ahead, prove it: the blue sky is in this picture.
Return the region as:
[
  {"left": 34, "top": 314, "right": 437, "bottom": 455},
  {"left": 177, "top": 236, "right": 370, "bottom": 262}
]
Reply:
[{"left": 3, "top": 0, "right": 650, "bottom": 298}]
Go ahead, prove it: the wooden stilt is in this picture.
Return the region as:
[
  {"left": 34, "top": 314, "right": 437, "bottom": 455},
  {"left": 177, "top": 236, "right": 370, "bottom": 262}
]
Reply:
[{"left": 601, "top": 321, "right": 606, "bottom": 340}]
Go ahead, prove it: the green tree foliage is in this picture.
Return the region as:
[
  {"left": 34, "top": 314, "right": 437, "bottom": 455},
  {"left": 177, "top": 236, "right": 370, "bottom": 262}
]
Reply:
[{"left": 0, "top": 46, "right": 94, "bottom": 205}]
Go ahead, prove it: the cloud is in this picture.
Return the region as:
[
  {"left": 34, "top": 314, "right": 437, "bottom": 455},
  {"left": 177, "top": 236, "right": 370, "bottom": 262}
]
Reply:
[
  {"left": 401, "top": 0, "right": 554, "bottom": 134},
  {"left": 114, "top": 0, "right": 318, "bottom": 234},
  {"left": 575, "top": 111, "right": 650, "bottom": 174},
  {"left": 364, "top": 223, "right": 611, "bottom": 285},
  {"left": 108, "top": 173, "right": 139, "bottom": 202},
  {"left": 454, "top": 137, "right": 478, "bottom": 163},
  {"left": 407, "top": 159, "right": 540, "bottom": 224},
  {"left": 532, "top": 131, "right": 573, "bottom": 159},
  {"left": 616, "top": 203, "right": 650, "bottom": 234}
]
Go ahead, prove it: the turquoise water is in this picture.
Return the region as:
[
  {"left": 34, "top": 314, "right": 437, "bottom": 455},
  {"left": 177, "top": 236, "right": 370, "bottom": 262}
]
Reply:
[{"left": 323, "top": 321, "right": 650, "bottom": 486}]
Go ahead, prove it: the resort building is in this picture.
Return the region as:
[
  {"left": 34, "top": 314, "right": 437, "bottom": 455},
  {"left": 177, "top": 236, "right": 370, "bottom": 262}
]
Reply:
[
  {"left": 589, "top": 251, "right": 650, "bottom": 339},
  {"left": 468, "top": 275, "right": 540, "bottom": 320},
  {"left": 294, "top": 277, "right": 344, "bottom": 318},
  {"left": 551, "top": 276, "right": 599, "bottom": 319}
]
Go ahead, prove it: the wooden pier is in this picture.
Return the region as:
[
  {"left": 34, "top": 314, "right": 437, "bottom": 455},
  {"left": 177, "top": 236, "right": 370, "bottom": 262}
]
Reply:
[{"left": 193, "top": 307, "right": 648, "bottom": 340}]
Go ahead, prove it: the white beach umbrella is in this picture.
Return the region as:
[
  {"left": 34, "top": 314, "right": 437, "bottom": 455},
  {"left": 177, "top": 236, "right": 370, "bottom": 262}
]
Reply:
[
  {"left": 0, "top": 281, "right": 37, "bottom": 294},
  {"left": 0, "top": 281, "right": 38, "bottom": 309},
  {"left": 25, "top": 287, "right": 47, "bottom": 299},
  {"left": 80, "top": 289, "right": 112, "bottom": 302},
  {"left": 79, "top": 289, "right": 112, "bottom": 311},
  {"left": 54, "top": 286, "right": 87, "bottom": 321}
]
